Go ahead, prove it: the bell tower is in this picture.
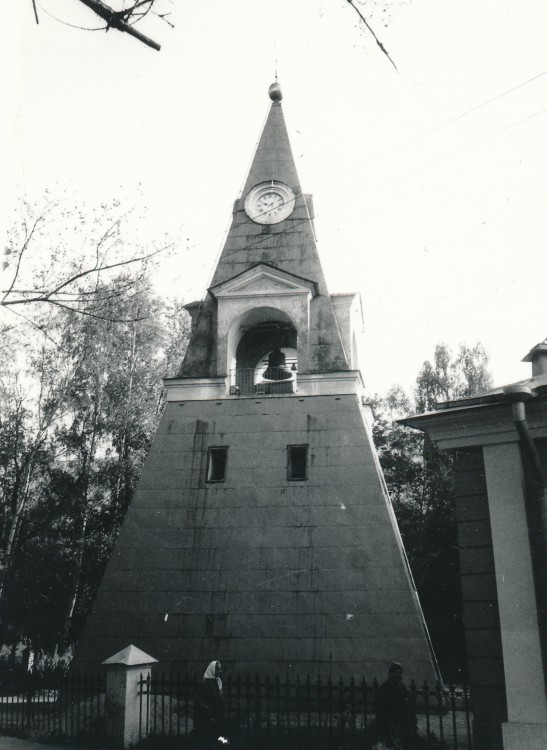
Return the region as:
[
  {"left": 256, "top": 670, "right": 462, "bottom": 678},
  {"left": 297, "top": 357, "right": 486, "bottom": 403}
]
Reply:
[
  {"left": 75, "top": 84, "right": 437, "bottom": 682},
  {"left": 179, "top": 80, "right": 349, "bottom": 387}
]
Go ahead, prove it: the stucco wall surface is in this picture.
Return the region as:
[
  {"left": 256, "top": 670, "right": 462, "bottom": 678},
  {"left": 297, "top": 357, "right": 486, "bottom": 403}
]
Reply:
[{"left": 75, "top": 395, "right": 435, "bottom": 682}]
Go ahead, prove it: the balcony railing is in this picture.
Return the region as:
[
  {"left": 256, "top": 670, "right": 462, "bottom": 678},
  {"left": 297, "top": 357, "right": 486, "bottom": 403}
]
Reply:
[{"left": 229, "top": 367, "right": 297, "bottom": 396}]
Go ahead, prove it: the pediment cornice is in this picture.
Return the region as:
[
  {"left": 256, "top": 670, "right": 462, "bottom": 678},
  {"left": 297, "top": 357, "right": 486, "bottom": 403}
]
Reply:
[{"left": 209, "top": 264, "right": 318, "bottom": 300}]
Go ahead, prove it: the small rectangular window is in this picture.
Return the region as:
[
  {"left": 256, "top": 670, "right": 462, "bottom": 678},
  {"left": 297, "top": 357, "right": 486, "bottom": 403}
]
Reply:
[
  {"left": 207, "top": 447, "right": 228, "bottom": 482},
  {"left": 287, "top": 445, "right": 308, "bottom": 481}
]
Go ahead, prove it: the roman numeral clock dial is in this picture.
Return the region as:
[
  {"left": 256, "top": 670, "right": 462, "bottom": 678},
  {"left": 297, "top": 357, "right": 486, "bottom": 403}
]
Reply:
[{"left": 244, "top": 181, "right": 296, "bottom": 225}]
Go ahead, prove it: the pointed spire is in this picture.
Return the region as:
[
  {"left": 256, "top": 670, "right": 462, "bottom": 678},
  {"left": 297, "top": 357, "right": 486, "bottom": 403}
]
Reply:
[
  {"left": 240, "top": 83, "right": 300, "bottom": 199},
  {"left": 179, "top": 83, "right": 349, "bottom": 377}
]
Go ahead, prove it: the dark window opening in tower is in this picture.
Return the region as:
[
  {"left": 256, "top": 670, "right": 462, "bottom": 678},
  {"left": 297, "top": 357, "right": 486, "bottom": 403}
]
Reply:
[
  {"left": 232, "top": 320, "right": 297, "bottom": 396},
  {"left": 207, "top": 447, "right": 228, "bottom": 482},
  {"left": 287, "top": 445, "right": 308, "bottom": 481}
]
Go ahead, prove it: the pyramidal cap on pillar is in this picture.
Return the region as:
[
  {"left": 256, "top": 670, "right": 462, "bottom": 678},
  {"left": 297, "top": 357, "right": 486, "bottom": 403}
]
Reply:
[
  {"left": 73, "top": 83, "right": 438, "bottom": 684},
  {"left": 102, "top": 644, "right": 158, "bottom": 667}
]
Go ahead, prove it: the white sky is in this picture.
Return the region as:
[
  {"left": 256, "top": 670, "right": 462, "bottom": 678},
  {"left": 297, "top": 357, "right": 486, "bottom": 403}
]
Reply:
[{"left": 3, "top": 0, "right": 547, "bottom": 396}]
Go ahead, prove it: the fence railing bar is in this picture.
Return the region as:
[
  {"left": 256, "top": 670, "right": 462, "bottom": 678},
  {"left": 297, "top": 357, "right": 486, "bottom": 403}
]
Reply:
[
  {"left": 363, "top": 678, "right": 369, "bottom": 743},
  {"left": 328, "top": 676, "right": 333, "bottom": 737},
  {"left": 265, "top": 673, "right": 271, "bottom": 736},
  {"left": 296, "top": 674, "right": 300, "bottom": 735},
  {"left": 18, "top": 685, "right": 22, "bottom": 731},
  {"left": 436, "top": 681, "right": 445, "bottom": 747},
  {"left": 139, "top": 674, "right": 144, "bottom": 744},
  {"left": 147, "top": 673, "right": 151, "bottom": 737},
  {"left": 450, "top": 684, "right": 458, "bottom": 749},
  {"left": 285, "top": 674, "right": 290, "bottom": 736},
  {"left": 161, "top": 675, "right": 165, "bottom": 737},
  {"left": 184, "top": 673, "right": 189, "bottom": 736},
  {"left": 174, "top": 673, "right": 179, "bottom": 737},
  {"left": 91, "top": 673, "right": 96, "bottom": 737},
  {"left": 306, "top": 674, "right": 311, "bottom": 739},
  {"left": 235, "top": 672, "right": 241, "bottom": 734}
]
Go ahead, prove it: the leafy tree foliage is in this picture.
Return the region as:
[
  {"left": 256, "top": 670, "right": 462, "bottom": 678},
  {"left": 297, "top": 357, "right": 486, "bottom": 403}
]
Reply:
[
  {"left": 371, "top": 343, "right": 492, "bottom": 681},
  {"left": 415, "top": 342, "right": 492, "bottom": 413},
  {"left": 0, "top": 276, "right": 190, "bottom": 652}
]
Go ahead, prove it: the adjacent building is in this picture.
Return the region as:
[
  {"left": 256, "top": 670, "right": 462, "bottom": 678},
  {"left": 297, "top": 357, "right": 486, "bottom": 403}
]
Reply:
[{"left": 404, "top": 340, "right": 547, "bottom": 750}]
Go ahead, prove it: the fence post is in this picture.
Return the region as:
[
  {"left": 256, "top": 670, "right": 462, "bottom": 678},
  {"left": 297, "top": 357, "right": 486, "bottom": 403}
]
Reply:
[{"left": 102, "top": 644, "right": 158, "bottom": 748}]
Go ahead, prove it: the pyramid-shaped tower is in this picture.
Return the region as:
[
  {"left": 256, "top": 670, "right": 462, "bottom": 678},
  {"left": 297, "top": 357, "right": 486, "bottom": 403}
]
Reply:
[{"left": 75, "top": 84, "right": 436, "bottom": 681}]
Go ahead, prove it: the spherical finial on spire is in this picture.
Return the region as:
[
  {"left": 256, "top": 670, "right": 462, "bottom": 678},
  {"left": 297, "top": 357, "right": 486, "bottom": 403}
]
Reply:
[{"left": 268, "top": 82, "right": 282, "bottom": 102}]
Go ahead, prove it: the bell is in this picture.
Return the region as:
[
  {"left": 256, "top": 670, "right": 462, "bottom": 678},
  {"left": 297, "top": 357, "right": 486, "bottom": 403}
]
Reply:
[{"left": 263, "top": 348, "right": 292, "bottom": 381}]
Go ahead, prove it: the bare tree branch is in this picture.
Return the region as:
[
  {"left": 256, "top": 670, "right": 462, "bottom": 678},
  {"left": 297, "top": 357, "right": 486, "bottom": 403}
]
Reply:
[
  {"left": 45, "top": 241, "right": 172, "bottom": 298},
  {"left": 2, "top": 214, "right": 45, "bottom": 304},
  {"left": 124, "top": 0, "right": 155, "bottom": 25},
  {"left": 346, "top": 0, "right": 398, "bottom": 72},
  {"left": 76, "top": 0, "right": 161, "bottom": 50},
  {"left": 1, "top": 242, "right": 173, "bottom": 310},
  {"left": 153, "top": 11, "right": 174, "bottom": 29},
  {"left": 44, "top": 299, "right": 152, "bottom": 323},
  {"left": 1, "top": 307, "right": 59, "bottom": 346}
]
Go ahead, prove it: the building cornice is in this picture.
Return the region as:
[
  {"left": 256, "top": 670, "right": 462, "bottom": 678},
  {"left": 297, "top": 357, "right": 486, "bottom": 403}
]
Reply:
[
  {"left": 402, "top": 396, "right": 547, "bottom": 450},
  {"left": 164, "top": 370, "right": 365, "bottom": 402}
]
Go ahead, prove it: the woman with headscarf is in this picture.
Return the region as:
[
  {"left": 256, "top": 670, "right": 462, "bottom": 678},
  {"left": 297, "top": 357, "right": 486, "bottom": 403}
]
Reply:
[{"left": 194, "top": 660, "right": 224, "bottom": 743}]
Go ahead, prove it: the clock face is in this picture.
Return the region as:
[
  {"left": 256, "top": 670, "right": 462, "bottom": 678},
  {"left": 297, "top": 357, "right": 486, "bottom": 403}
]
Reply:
[
  {"left": 244, "top": 181, "right": 296, "bottom": 225},
  {"left": 256, "top": 191, "right": 284, "bottom": 217}
]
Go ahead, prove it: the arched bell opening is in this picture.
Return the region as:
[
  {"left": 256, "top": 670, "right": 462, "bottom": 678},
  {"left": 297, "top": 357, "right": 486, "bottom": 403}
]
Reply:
[{"left": 228, "top": 308, "right": 298, "bottom": 396}]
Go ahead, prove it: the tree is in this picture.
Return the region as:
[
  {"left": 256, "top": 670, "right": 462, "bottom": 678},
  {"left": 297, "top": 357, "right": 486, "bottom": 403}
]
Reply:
[
  {"left": 0, "top": 275, "right": 190, "bottom": 651},
  {"left": 371, "top": 343, "right": 493, "bottom": 681},
  {"left": 1, "top": 190, "right": 185, "bottom": 651},
  {"left": 415, "top": 342, "right": 492, "bottom": 413},
  {"left": 0, "top": 317, "right": 79, "bottom": 605},
  {"left": 52, "top": 285, "right": 190, "bottom": 645}
]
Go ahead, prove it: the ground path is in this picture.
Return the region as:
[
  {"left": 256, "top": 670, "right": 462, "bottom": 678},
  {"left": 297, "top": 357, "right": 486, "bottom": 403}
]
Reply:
[{"left": 0, "top": 738, "right": 90, "bottom": 750}]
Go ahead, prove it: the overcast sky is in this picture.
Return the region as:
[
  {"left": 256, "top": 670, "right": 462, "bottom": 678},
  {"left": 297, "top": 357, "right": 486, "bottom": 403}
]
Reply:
[{"left": 4, "top": 0, "right": 547, "bottom": 396}]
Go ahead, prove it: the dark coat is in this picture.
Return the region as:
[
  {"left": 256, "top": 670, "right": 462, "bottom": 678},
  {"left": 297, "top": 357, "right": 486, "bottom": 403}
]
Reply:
[
  {"left": 194, "top": 677, "right": 223, "bottom": 737},
  {"left": 375, "top": 677, "right": 415, "bottom": 749}
]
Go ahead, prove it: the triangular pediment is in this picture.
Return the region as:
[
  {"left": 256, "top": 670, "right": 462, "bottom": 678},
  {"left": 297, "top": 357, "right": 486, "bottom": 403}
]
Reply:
[{"left": 210, "top": 263, "right": 317, "bottom": 299}]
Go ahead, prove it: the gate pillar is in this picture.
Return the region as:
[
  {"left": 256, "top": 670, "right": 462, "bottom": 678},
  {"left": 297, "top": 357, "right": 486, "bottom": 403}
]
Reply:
[{"left": 102, "top": 644, "right": 158, "bottom": 747}]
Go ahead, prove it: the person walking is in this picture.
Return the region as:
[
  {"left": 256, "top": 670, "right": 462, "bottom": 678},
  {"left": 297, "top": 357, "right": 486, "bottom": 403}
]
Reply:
[
  {"left": 374, "top": 662, "right": 416, "bottom": 750},
  {"left": 193, "top": 660, "right": 224, "bottom": 747}
]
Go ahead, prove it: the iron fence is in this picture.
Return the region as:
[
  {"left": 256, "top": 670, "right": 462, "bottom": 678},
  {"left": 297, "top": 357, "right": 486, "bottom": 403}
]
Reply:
[
  {"left": 0, "top": 669, "right": 105, "bottom": 740},
  {"left": 138, "top": 673, "right": 473, "bottom": 749}
]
